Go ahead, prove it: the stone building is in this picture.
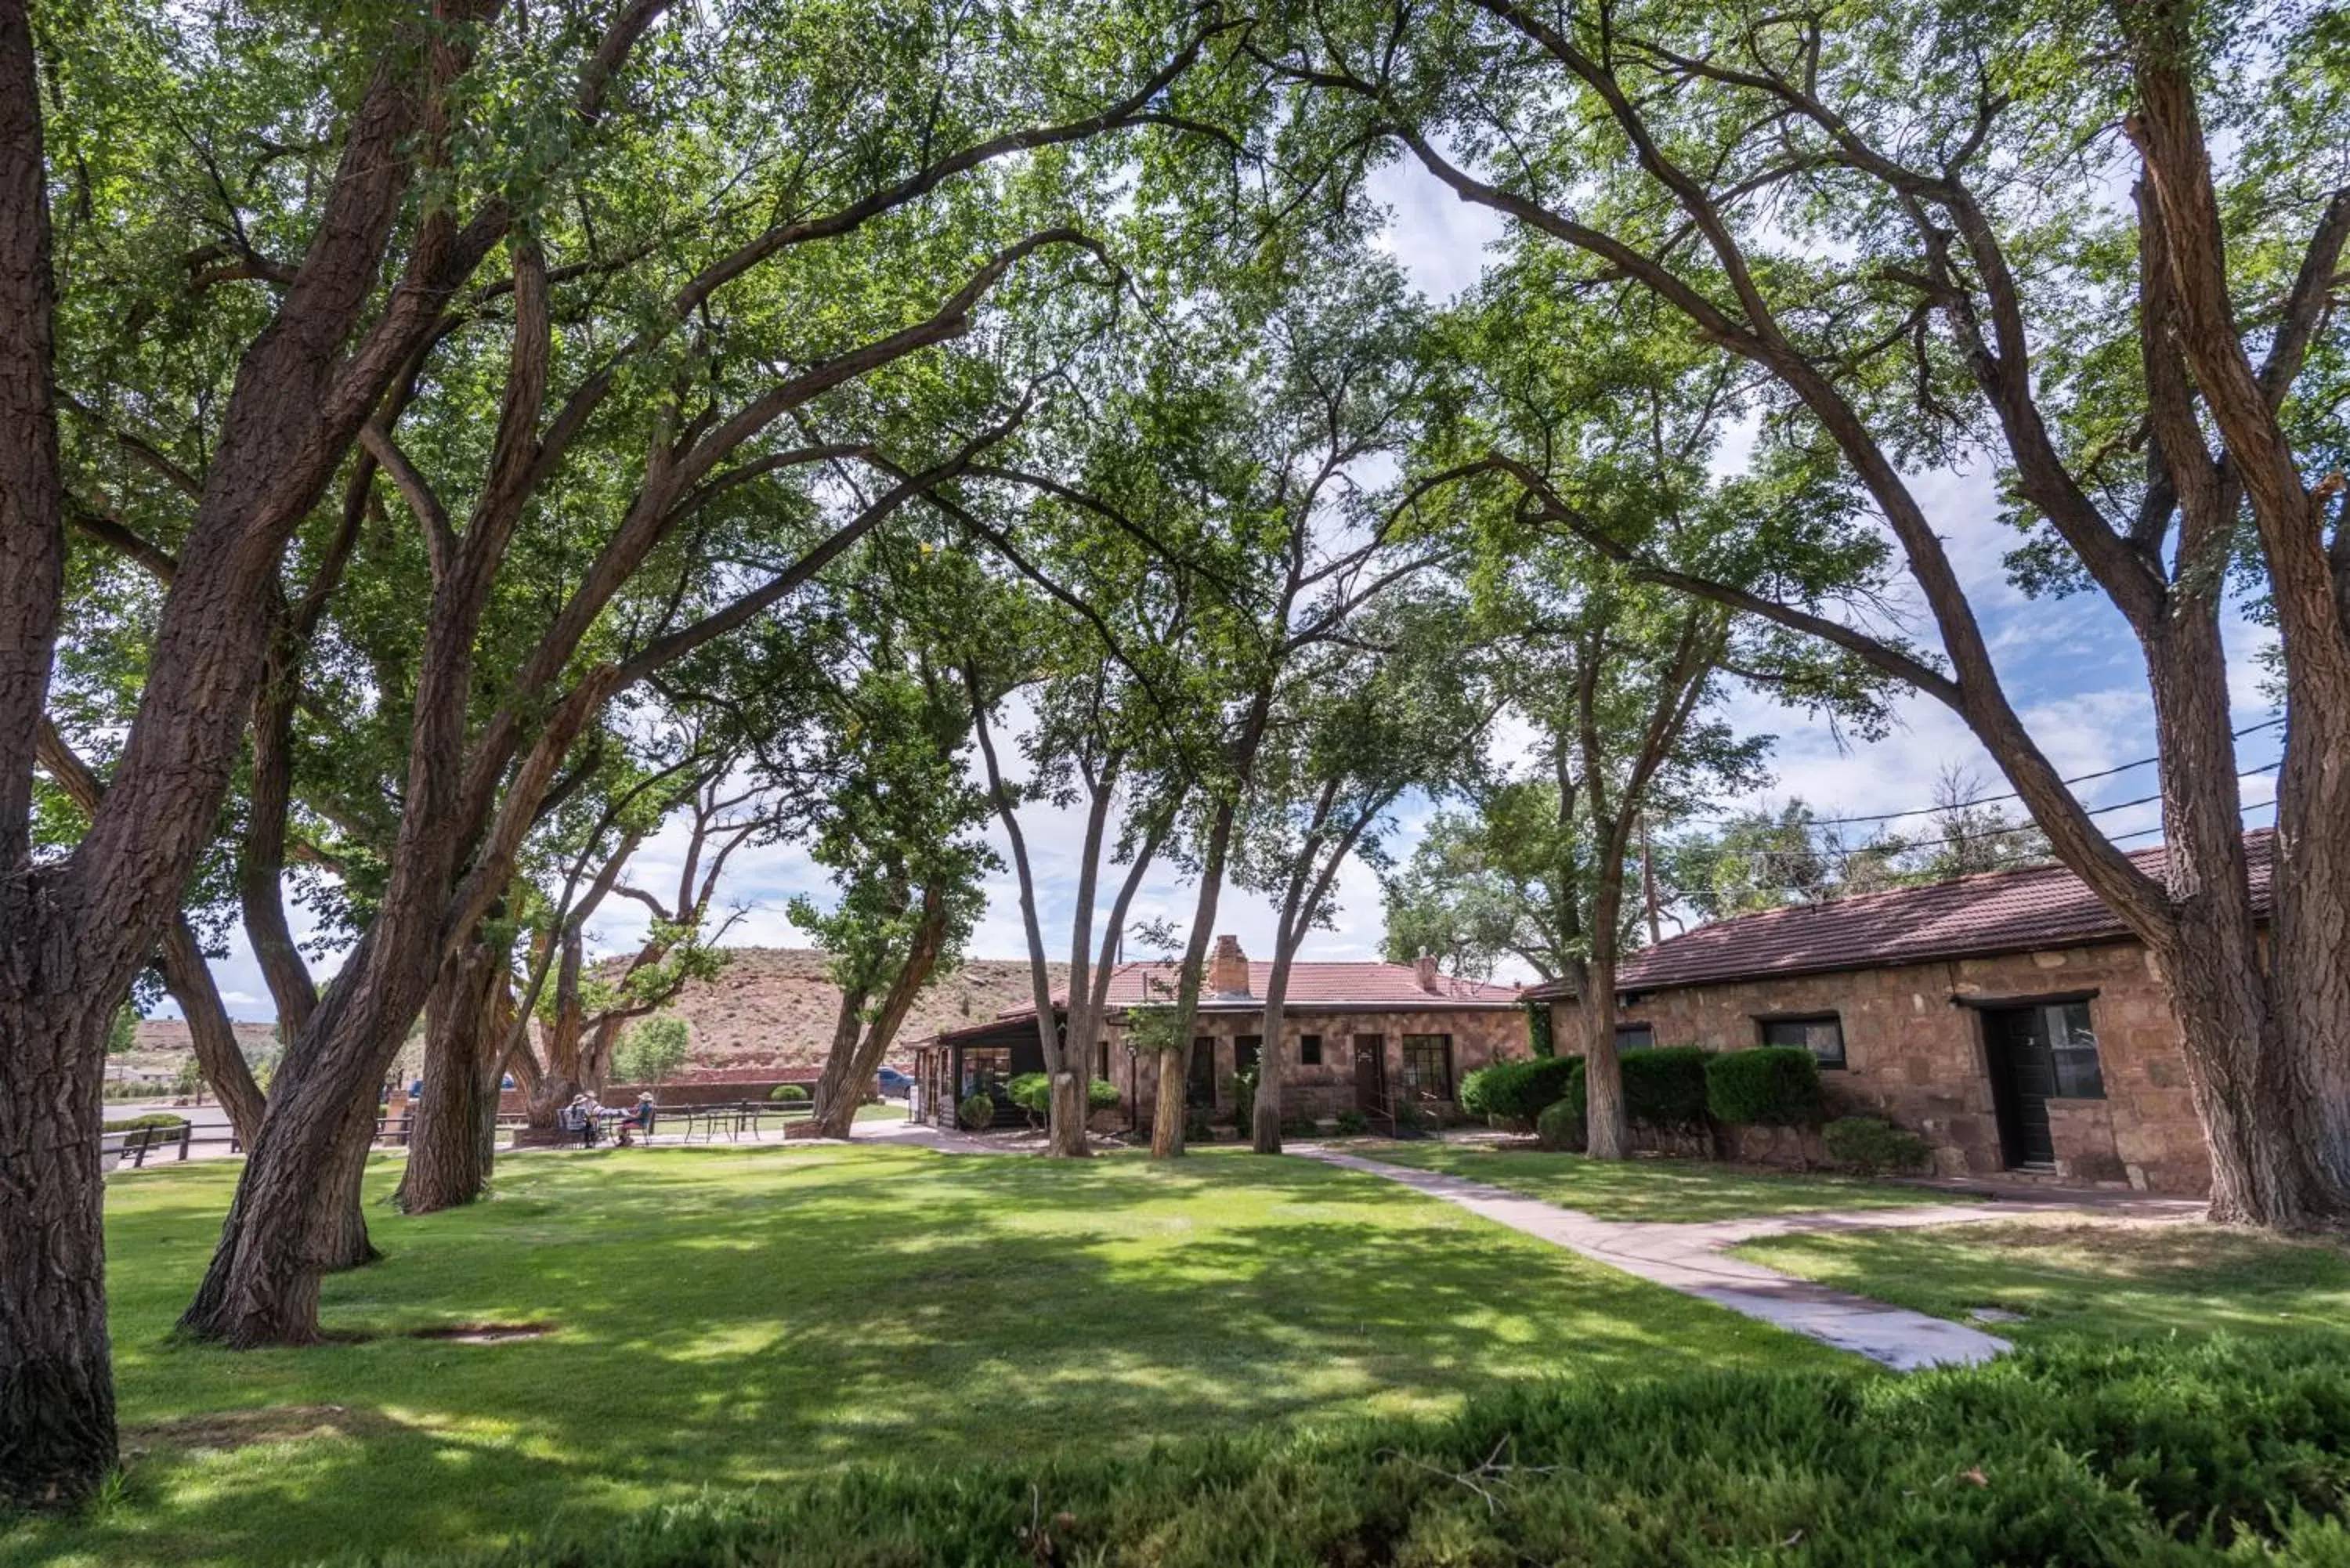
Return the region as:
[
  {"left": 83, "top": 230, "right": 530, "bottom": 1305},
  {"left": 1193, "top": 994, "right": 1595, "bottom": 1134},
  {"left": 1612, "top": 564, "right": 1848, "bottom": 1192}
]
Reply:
[
  {"left": 908, "top": 935, "right": 1528, "bottom": 1133},
  {"left": 1524, "top": 835, "right": 2271, "bottom": 1195}
]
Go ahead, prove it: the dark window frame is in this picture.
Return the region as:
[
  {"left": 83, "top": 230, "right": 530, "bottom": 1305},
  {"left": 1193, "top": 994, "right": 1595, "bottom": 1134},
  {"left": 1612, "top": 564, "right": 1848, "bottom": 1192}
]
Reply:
[
  {"left": 1300, "top": 1033, "right": 1323, "bottom": 1067},
  {"left": 1399, "top": 1033, "right": 1455, "bottom": 1102},
  {"left": 1614, "top": 1023, "right": 1656, "bottom": 1053},
  {"left": 1235, "top": 1035, "right": 1262, "bottom": 1076},
  {"left": 1758, "top": 1013, "right": 1847, "bottom": 1070}
]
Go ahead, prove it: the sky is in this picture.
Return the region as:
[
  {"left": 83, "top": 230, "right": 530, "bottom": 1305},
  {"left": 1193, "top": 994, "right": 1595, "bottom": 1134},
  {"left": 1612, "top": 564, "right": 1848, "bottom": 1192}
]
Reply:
[{"left": 168, "top": 161, "right": 2285, "bottom": 1022}]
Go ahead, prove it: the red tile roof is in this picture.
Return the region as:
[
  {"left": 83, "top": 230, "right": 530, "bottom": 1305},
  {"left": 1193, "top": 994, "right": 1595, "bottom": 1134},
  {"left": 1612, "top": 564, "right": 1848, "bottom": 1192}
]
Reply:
[
  {"left": 916, "top": 957, "right": 1520, "bottom": 1048},
  {"left": 1526, "top": 831, "right": 2274, "bottom": 998},
  {"left": 1076, "top": 959, "right": 1521, "bottom": 1010}
]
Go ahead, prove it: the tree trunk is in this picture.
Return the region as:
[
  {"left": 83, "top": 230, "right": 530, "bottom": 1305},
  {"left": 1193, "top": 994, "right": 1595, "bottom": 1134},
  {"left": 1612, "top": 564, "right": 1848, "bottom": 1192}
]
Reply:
[
  {"left": 1578, "top": 952, "right": 1628, "bottom": 1161},
  {"left": 1579, "top": 855, "right": 1630, "bottom": 1159},
  {"left": 1152, "top": 800, "right": 1235, "bottom": 1158},
  {"left": 179, "top": 894, "right": 453, "bottom": 1346},
  {"left": 1250, "top": 959, "right": 1292, "bottom": 1154},
  {"left": 158, "top": 916, "right": 268, "bottom": 1147},
  {"left": 314, "top": 1088, "right": 383, "bottom": 1273},
  {"left": 396, "top": 938, "right": 508, "bottom": 1213},
  {"left": 808, "top": 985, "right": 871, "bottom": 1136},
  {"left": 523, "top": 931, "right": 589, "bottom": 1132},
  {"left": 0, "top": 988, "right": 117, "bottom": 1508},
  {"left": 814, "top": 888, "right": 952, "bottom": 1140}
]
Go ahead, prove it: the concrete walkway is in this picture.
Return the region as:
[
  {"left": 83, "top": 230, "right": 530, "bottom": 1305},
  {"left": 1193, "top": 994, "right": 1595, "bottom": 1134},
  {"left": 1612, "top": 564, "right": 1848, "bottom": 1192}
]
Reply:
[{"left": 1298, "top": 1147, "right": 2020, "bottom": 1371}]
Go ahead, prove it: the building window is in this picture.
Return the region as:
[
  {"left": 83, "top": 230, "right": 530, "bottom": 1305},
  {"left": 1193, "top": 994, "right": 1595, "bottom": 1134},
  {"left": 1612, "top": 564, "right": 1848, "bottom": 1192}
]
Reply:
[
  {"left": 1096, "top": 1039, "right": 1110, "bottom": 1081},
  {"left": 962, "top": 1047, "right": 1010, "bottom": 1097},
  {"left": 1400, "top": 1034, "right": 1454, "bottom": 1102},
  {"left": 1300, "top": 1034, "right": 1323, "bottom": 1067},
  {"left": 1759, "top": 1014, "right": 1846, "bottom": 1069},
  {"left": 1235, "top": 1035, "right": 1262, "bottom": 1075},
  {"left": 1615, "top": 1024, "right": 1655, "bottom": 1053},
  {"left": 2047, "top": 1001, "right": 2106, "bottom": 1099}
]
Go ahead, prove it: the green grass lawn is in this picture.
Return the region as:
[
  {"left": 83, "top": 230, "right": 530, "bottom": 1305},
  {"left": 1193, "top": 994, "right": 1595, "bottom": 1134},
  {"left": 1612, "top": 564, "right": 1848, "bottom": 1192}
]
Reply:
[
  {"left": 1735, "top": 1218, "right": 2350, "bottom": 1346},
  {"left": 8, "top": 1142, "right": 1837, "bottom": 1568},
  {"left": 1346, "top": 1140, "right": 1973, "bottom": 1221}
]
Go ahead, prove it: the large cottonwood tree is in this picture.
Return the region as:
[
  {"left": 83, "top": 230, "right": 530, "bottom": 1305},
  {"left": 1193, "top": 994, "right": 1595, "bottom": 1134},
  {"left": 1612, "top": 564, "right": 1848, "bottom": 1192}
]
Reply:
[{"left": 1260, "top": 0, "right": 2350, "bottom": 1224}]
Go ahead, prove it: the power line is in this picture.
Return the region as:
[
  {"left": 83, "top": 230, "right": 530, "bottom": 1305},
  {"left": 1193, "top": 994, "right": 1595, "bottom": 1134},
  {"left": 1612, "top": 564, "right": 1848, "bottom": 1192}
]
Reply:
[
  {"left": 1708, "top": 767, "right": 2280, "bottom": 876},
  {"left": 1690, "top": 714, "right": 2284, "bottom": 829}
]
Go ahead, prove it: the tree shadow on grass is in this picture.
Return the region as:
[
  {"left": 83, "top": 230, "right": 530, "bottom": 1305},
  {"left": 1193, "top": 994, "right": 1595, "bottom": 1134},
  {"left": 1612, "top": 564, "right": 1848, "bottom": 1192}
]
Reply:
[{"left": 24, "top": 1143, "right": 1841, "bottom": 1567}]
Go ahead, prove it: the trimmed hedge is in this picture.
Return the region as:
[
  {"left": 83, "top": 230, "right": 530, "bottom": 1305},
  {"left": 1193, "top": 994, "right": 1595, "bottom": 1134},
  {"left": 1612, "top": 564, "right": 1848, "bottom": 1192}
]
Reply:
[
  {"left": 1705, "top": 1046, "right": 1824, "bottom": 1126},
  {"left": 1459, "top": 1055, "right": 1582, "bottom": 1124},
  {"left": 767, "top": 1083, "right": 809, "bottom": 1103},
  {"left": 956, "top": 1093, "right": 995, "bottom": 1130},
  {"left": 386, "top": 1338, "right": 2350, "bottom": 1567},
  {"left": 103, "top": 1113, "right": 188, "bottom": 1133},
  {"left": 1564, "top": 1046, "right": 1712, "bottom": 1129},
  {"left": 1824, "top": 1115, "right": 1932, "bottom": 1176}
]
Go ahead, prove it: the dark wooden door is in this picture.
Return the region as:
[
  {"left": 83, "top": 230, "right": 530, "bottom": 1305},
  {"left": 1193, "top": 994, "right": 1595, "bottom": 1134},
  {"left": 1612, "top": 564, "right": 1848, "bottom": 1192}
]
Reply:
[
  {"left": 1984, "top": 1002, "right": 2102, "bottom": 1169},
  {"left": 1352, "top": 1035, "right": 1385, "bottom": 1112},
  {"left": 1988, "top": 1006, "right": 2058, "bottom": 1167}
]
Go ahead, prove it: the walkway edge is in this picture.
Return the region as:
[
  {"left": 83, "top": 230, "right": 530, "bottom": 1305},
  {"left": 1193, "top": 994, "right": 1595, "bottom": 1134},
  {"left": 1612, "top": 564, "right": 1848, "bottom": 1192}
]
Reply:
[{"left": 1296, "top": 1148, "right": 2010, "bottom": 1372}]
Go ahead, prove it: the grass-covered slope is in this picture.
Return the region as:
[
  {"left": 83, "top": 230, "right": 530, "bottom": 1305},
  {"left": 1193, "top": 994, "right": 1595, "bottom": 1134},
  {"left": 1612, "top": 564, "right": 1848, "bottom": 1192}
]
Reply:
[{"left": 10, "top": 1143, "right": 1827, "bottom": 1567}]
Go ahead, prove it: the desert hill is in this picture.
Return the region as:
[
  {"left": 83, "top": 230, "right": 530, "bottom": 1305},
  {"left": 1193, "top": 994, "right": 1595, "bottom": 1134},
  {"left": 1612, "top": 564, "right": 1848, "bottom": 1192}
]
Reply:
[
  {"left": 642, "top": 947, "right": 1068, "bottom": 1072},
  {"left": 131, "top": 948, "right": 1065, "bottom": 1075}
]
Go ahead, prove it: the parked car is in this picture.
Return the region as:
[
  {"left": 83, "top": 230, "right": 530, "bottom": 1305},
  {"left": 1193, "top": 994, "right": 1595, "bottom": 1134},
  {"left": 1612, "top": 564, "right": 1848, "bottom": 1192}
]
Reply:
[{"left": 872, "top": 1067, "right": 913, "bottom": 1100}]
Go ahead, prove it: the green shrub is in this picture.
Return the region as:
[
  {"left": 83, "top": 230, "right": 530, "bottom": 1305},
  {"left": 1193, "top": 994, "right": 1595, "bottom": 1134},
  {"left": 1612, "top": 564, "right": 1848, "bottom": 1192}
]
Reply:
[
  {"left": 1184, "top": 1113, "right": 1215, "bottom": 1143},
  {"left": 1459, "top": 1056, "right": 1582, "bottom": 1125},
  {"left": 1563, "top": 1047, "right": 1711, "bottom": 1128},
  {"left": 1705, "top": 1046, "right": 1824, "bottom": 1126},
  {"left": 1823, "top": 1115, "right": 1932, "bottom": 1176},
  {"left": 412, "top": 1338, "right": 2350, "bottom": 1568},
  {"left": 956, "top": 1093, "right": 995, "bottom": 1131},
  {"left": 1535, "top": 1097, "right": 1582, "bottom": 1151},
  {"left": 1005, "top": 1075, "right": 1119, "bottom": 1123},
  {"left": 767, "top": 1083, "right": 809, "bottom": 1103},
  {"left": 1332, "top": 1109, "right": 1368, "bottom": 1136},
  {"left": 1226, "top": 1068, "right": 1257, "bottom": 1129},
  {"left": 1007, "top": 1071, "right": 1052, "bottom": 1125},
  {"left": 103, "top": 1113, "right": 187, "bottom": 1133},
  {"left": 614, "top": 1013, "right": 691, "bottom": 1086}
]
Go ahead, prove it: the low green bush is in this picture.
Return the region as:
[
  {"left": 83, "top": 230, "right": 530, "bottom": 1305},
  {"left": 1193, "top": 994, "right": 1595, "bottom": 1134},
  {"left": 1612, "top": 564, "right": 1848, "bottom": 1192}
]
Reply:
[
  {"left": 103, "top": 1113, "right": 187, "bottom": 1133},
  {"left": 1227, "top": 1068, "right": 1258, "bottom": 1129},
  {"left": 956, "top": 1093, "right": 995, "bottom": 1131},
  {"left": 1460, "top": 1056, "right": 1582, "bottom": 1124},
  {"left": 1332, "top": 1109, "right": 1368, "bottom": 1136},
  {"left": 1563, "top": 1047, "right": 1712, "bottom": 1129},
  {"left": 1184, "top": 1113, "right": 1215, "bottom": 1143},
  {"left": 400, "top": 1338, "right": 2350, "bottom": 1568},
  {"left": 1005, "top": 1075, "right": 1119, "bottom": 1123},
  {"left": 1535, "top": 1097, "right": 1582, "bottom": 1151},
  {"left": 1823, "top": 1115, "right": 1932, "bottom": 1176},
  {"left": 1007, "top": 1071, "right": 1052, "bottom": 1125},
  {"left": 1706, "top": 1046, "right": 1824, "bottom": 1126},
  {"left": 767, "top": 1083, "right": 809, "bottom": 1103}
]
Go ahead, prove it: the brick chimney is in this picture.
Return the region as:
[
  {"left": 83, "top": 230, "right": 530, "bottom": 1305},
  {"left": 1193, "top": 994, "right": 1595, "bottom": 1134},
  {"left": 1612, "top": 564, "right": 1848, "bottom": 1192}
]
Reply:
[
  {"left": 1415, "top": 947, "right": 1441, "bottom": 994},
  {"left": 1210, "top": 934, "right": 1251, "bottom": 997}
]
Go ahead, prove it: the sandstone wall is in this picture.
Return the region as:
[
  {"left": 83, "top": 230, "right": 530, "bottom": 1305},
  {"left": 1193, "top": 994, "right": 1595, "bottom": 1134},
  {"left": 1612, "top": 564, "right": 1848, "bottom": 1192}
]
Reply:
[
  {"left": 1549, "top": 939, "right": 2211, "bottom": 1194},
  {"left": 1109, "top": 1005, "right": 1533, "bottom": 1128}
]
